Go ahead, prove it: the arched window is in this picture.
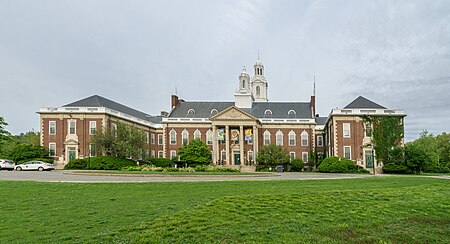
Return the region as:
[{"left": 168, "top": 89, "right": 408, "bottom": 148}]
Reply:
[
  {"left": 288, "top": 131, "right": 296, "bottom": 146},
  {"left": 264, "top": 109, "right": 272, "bottom": 116},
  {"left": 187, "top": 109, "right": 195, "bottom": 115},
  {"left": 210, "top": 109, "right": 218, "bottom": 115},
  {"left": 301, "top": 131, "right": 308, "bottom": 146},
  {"left": 194, "top": 129, "right": 201, "bottom": 140},
  {"left": 288, "top": 110, "right": 296, "bottom": 115},
  {"left": 242, "top": 80, "right": 245, "bottom": 88},
  {"left": 206, "top": 130, "right": 213, "bottom": 145},
  {"left": 256, "top": 86, "right": 261, "bottom": 96},
  {"left": 182, "top": 129, "right": 189, "bottom": 145},
  {"left": 169, "top": 129, "right": 177, "bottom": 145},
  {"left": 276, "top": 130, "right": 283, "bottom": 146},
  {"left": 263, "top": 130, "right": 271, "bottom": 145}
]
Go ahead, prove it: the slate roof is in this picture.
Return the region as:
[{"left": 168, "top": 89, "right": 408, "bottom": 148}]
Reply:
[
  {"left": 169, "top": 101, "right": 313, "bottom": 119},
  {"left": 64, "top": 95, "right": 162, "bottom": 124},
  {"left": 344, "top": 96, "right": 386, "bottom": 109},
  {"left": 315, "top": 117, "right": 327, "bottom": 126}
]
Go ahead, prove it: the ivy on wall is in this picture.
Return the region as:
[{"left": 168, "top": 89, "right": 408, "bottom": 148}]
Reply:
[{"left": 362, "top": 115, "right": 404, "bottom": 164}]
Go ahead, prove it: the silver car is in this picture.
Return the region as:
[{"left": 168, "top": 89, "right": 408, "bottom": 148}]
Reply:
[
  {"left": 15, "top": 161, "right": 55, "bottom": 171},
  {"left": 0, "top": 159, "right": 15, "bottom": 171}
]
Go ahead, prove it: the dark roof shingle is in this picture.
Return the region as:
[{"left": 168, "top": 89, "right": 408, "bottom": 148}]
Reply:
[{"left": 344, "top": 96, "right": 386, "bottom": 109}]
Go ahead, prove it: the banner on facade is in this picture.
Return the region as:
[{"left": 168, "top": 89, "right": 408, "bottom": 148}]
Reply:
[
  {"left": 231, "top": 129, "right": 239, "bottom": 141},
  {"left": 245, "top": 129, "right": 253, "bottom": 143},
  {"left": 218, "top": 129, "right": 225, "bottom": 141}
]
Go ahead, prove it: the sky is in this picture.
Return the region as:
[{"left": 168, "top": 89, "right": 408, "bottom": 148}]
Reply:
[{"left": 0, "top": 0, "right": 449, "bottom": 142}]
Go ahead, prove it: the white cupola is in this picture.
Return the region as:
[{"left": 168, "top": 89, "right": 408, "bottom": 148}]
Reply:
[
  {"left": 234, "top": 66, "right": 254, "bottom": 108},
  {"left": 251, "top": 58, "right": 268, "bottom": 102}
]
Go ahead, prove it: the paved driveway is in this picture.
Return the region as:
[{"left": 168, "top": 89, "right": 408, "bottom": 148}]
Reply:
[{"left": 0, "top": 170, "right": 375, "bottom": 183}]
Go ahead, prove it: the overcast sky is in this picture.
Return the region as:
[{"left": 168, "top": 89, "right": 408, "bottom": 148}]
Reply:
[{"left": 1, "top": 0, "right": 449, "bottom": 141}]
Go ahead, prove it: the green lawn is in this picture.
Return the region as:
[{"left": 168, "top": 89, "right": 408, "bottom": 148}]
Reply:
[
  {"left": 65, "top": 170, "right": 264, "bottom": 176},
  {"left": 0, "top": 177, "right": 448, "bottom": 243}
]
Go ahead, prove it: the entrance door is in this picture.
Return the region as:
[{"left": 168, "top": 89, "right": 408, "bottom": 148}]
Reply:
[
  {"left": 234, "top": 152, "right": 241, "bottom": 165},
  {"left": 365, "top": 150, "right": 373, "bottom": 168},
  {"left": 68, "top": 147, "right": 77, "bottom": 162}
]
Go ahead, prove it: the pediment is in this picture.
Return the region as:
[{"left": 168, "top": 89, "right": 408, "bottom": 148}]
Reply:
[
  {"left": 210, "top": 106, "right": 256, "bottom": 121},
  {"left": 64, "top": 139, "right": 79, "bottom": 145}
]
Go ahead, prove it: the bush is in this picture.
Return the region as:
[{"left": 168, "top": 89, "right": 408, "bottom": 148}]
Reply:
[
  {"left": 424, "top": 165, "right": 450, "bottom": 173},
  {"left": 290, "top": 159, "right": 304, "bottom": 172},
  {"left": 193, "top": 165, "right": 239, "bottom": 172},
  {"left": 256, "top": 165, "right": 275, "bottom": 172},
  {"left": 149, "top": 158, "right": 173, "bottom": 168},
  {"left": 317, "top": 157, "right": 369, "bottom": 173},
  {"left": 383, "top": 163, "right": 411, "bottom": 174},
  {"left": 64, "top": 156, "right": 137, "bottom": 170}
]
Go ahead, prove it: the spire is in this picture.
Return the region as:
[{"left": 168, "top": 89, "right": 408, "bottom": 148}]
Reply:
[{"left": 313, "top": 74, "right": 316, "bottom": 96}]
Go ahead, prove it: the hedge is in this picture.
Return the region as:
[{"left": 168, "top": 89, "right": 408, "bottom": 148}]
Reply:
[
  {"left": 64, "top": 156, "right": 137, "bottom": 170},
  {"left": 317, "top": 157, "right": 370, "bottom": 173}
]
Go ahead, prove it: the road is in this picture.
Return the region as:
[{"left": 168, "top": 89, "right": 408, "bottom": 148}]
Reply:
[{"left": 0, "top": 170, "right": 376, "bottom": 183}]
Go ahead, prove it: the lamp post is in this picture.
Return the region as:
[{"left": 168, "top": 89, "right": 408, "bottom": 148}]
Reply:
[{"left": 372, "top": 144, "right": 375, "bottom": 175}]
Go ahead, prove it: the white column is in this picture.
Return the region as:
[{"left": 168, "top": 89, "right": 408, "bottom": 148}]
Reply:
[
  {"left": 212, "top": 125, "right": 217, "bottom": 165},
  {"left": 239, "top": 125, "right": 244, "bottom": 166},
  {"left": 225, "top": 125, "right": 230, "bottom": 166},
  {"left": 253, "top": 125, "right": 257, "bottom": 165}
]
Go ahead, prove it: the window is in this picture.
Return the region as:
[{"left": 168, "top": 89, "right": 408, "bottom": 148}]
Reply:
[
  {"left": 301, "top": 131, "right": 308, "bottom": 146},
  {"left": 221, "top": 150, "right": 226, "bottom": 161},
  {"left": 288, "top": 131, "right": 296, "bottom": 146},
  {"left": 49, "top": 121, "right": 56, "bottom": 135},
  {"left": 248, "top": 151, "right": 254, "bottom": 162},
  {"left": 145, "top": 150, "right": 149, "bottom": 159},
  {"left": 170, "top": 129, "right": 176, "bottom": 145},
  {"left": 210, "top": 109, "right": 218, "bottom": 115},
  {"left": 89, "top": 143, "right": 96, "bottom": 157},
  {"left": 276, "top": 131, "right": 283, "bottom": 146},
  {"left": 187, "top": 109, "right": 195, "bottom": 114},
  {"left": 288, "top": 110, "right": 296, "bottom": 115},
  {"left": 158, "top": 134, "right": 163, "bottom": 145},
  {"left": 206, "top": 130, "right": 213, "bottom": 145},
  {"left": 89, "top": 121, "right": 96, "bottom": 135},
  {"left": 194, "top": 129, "right": 201, "bottom": 140},
  {"left": 49, "top": 143, "right": 56, "bottom": 157},
  {"left": 290, "top": 152, "right": 296, "bottom": 161},
  {"left": 151, "top": 150, "right": 155, "bottom": 158},
  {"left": 151, "top": 133, "right": 155, "bottom": 144},
  {"left": 145, "top": 132, "right": 149, "bottom": 144},
  {"left": 344, "top": 146, "right": 351, "bottom": 159},
  {"left": 112, "top": 123, "right": 117, "bottom": 132},
  {"left": 365, "top": 123, "right": 372, "bottom": 137},
  {"left": 343, "top": 123, "right": 351, "bottom": 138},
  {"left": 69, "top": 120, "right": 76, "bottom": 135},
  {"left": 264, "top": 109, "right": 272, "bottom": 116},
  {"left": 317, "top": 135, "right": 323, "bottom": 147},
  {"left": 170, "top": 150, "right": 177, "bottom": 159},
  {"left": 302, "top": 152, "right": 308, "bottom": 163},
  {"left": 263, "top": 131, "right": 271, "bottom": 145},
  {"left": 158, "top": 151, "right": 164, "bottom": 158},
  {"left": 182, "top": 130, "right": 189, "bottom": 145},
  {"left": 256, "top": 86, "right": 261, "bottom": 96}
]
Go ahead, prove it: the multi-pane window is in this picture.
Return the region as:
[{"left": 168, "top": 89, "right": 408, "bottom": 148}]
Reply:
[
  {"left": 263, "top": 131, "right": 271, "bottom": 145},
  {"left": 194, "top": 129, "right": 201, "bottom": 140},
  {"left": 151, "top": 150, "right": 155, "bottom": 158},
  {"left": 365, "top": 123, "right": 372, "bottom": 137},
  {"left": 182, "top": 130, "right": 189, "bottom": 145},
  {"left": 317, "top": 135, "right": 323, "bottom": 147},
  {"left": 276, "top": 131, "right": 283, "bottom": 146},
  {"left": 151, "top": 134, "right": 155, "bottom": 144},
  {"left": 288, "top": 131, "right": 296, "bottom": 146},
  {"left": 170, "top": 130, "right": 176, "bottom": 145},
  {"left": 248, "top": 151, "right": 254, "bottom": 162},
  {"left": 221, "top": 150, "right": 226, "bottom": 161},
  {"left": 343, "top": 123, "right": 351, "bottom": 138},
  {"left": 301, "top": 131, "right": 308, "bottom": 146},
  {"left": 290, "top": 152, "right": 296, "bottom": 161},
  {"left": 112, "top": 123, "right": 117, "bottom": 134},
  {"left": 89, "top": 121, "right": 96, "bottom": 135},
  {"left": 206, "top": 130, "right": 213, "bottom": 145},
  {"left": 302, "top": 152, "right": 308, "bottom": 163},
  {"left": 158, "top": 134, "right": 163, "bottom": 145},
  {"left": 69, "top": 120, "right": 76, "bottom": 135},
  {"left": 49, "top": 121, "right": 56, "bottom": 135},
  {"left": 49, "top": 143, "right": 56, "bottom": 157},
  {"left": 170, "top": 150, "right": 177, "bottom": 159},
  {"left": 158, "top": 151, "right": 164, "bottom": 158},
  {"left": 344, "top": 146, "right": 351, "bottom": 159},
  {"left": 89, "top": 143, "right": 96, "bottom": 157},
  {"left": 145, "top": 132, "right": 149, "bottom": 144}
]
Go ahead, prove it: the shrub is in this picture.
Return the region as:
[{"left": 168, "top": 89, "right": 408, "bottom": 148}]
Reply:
[
  {"left": 317, "top": 157, "right": 368, "bottom": 173},
  {"left": 383, "top": 163, "right": 411, "bottom": 174},
  {"left": 149, "top": 158, "right": 173, "bottom": 168},
  {"left": 64, "top": 156, "right": 136, "bottom": 170},
  {"left": 424, "top": 165, "right": 450, "bottom": 173},
  {"left": 193, "top": 165, "right": 239, "bottom": 172},
  {"left": 290, "top": 159, "right": 304, "bottom": 172}
]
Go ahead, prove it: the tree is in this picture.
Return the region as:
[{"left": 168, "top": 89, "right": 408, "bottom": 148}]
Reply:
[
  {"left": 404, "top": 143, "right": 428, "bottom": 173},
  {"left": 178, "top": 139, "right": 211, "bottom": 165},
  {"left": 256, "top": 144, "right": 290, "bottom": 167},
  {"left": 0, "top": 116, "right": 12, "bottom": 156},
  {"left": 7, "top": 144, "right": 47, "bottom": 162},
  {"left": 15, "top": 130, "right": 40, "bottom": 146}
]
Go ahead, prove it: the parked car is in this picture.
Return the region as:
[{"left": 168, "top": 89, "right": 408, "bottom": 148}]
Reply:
[
  {"left": 15, "top": 161, "right": 55, "bottom": 171},
  {"left": 0, "top": 159, "right": 15, "bottom": 171}
]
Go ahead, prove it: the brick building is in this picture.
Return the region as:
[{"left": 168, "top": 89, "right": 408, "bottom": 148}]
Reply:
[{"left": 38, "top": 58, "right": 405, "bottom": 171}]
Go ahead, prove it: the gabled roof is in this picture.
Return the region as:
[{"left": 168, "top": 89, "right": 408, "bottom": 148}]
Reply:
[
  {"left": 63, "top": 95, "right": 162, "bottom": 124},
  {"left": 168, "top": 100, "right": 313, "bottom": 119},
  {"left": 344, "top": 96, "right": 386, "bottom": 109}
]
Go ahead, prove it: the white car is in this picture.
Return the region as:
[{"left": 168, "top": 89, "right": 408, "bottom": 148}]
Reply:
[
  {"left": 15, "top": 161, "right": 55, "bottom": 171},
  {"left": 0, "top": 159, "right": 15, "bottom": 171}
]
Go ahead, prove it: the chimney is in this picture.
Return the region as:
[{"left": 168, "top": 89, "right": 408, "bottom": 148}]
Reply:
[
  {"left": 171, "top": 95, "right": 179, "bottom": 108},
  {"left": 310, "top": 95, "right": 316, "bottom": 117}
]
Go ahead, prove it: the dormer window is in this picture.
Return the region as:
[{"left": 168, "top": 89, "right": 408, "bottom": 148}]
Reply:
[
  {"left": 210, "top": 109, "right": 218, "bottom": 115},
  {"left": 264, "top": 109, "right": 272, "bottom": 115},
  {"left": 187, "top": 109, "right": 195, "bottom": 115}
]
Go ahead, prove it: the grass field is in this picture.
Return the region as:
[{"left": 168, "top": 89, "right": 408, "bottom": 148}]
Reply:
[
  {"left": 0, "top": 177, "right": 448, "bottom": 243},
  {"left": 66, "top": 170, "right": 264, "bottom": 176}
]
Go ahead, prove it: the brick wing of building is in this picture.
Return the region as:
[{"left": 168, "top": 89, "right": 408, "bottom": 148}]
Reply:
[{"left": 38, "top": 58, "right": 405, "bottom": 172}]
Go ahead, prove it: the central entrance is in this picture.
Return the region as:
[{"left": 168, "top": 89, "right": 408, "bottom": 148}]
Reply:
[{"left": 233, "top": 152, "right": 241, "bottom": 165}]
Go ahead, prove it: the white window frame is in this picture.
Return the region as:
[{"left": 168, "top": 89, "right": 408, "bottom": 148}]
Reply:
[
  {"left": 112, "top": 123, "right": 117, "bottom": 132},
  {"left": 158, "top": 134, "right": 163, "bottom": 145},
  {"left": 343, "top": 123, "right": 351, "bottom": 138},
  {"left": 263, "top": 131, "right": 271, "bottom": 145},
  {"left": 276, "top": 131, "right": 283, "bottom": 146},
  {"left": 49, "top": 121, "right": 56, "bottom": 135},
  {"left": 206, "top": 130, "right": 213, "bottom": 145},
  {"left": 194, "top": 129, "right": 201, "bottom": 140},
  {"left": 290, "top": 152, "right": 296, "bottom": 161},
  {"left": 317, "top": 135, "right": 323, "bottom": 147},
  {"left": 170, "top": 129, "right": 177, "bottom": 145},
  {"left": 247, "top": 151, "right": 254, "bottom": 162},
  {"left": 365, "top": 123, "right": 372, "bottom": 138},
  {"left": 158, "top": 150, "right": 164, "bottom": 158},
  {"left": 288, "top": 131, "right": 296, "bottom": 146},
  {"left": 145, "top": 132, "right": 150, "bottom": 144},
  {"left": 170, "top": 150, "right": 177, "bottom": 159},
  {"left": 302, "top": 152, "right": 308, "bottom": 163},
  {"left": 182, "top": 129, "right": 189, "bottom": 145},
  {"left": 89, "top": 121, "right": 96, "bottom": 135},
  {"left": 301, "top": 131, "right": 308, "bottom": 146},
  {"left": 68, "top": 120, "right": 76, "bottom": 135},
  {"left": 89, "top": 143, "right": 96, "bottom": 157},
  {"left": 221, "top": 150, "right": 227, "bottom": 161},
  {"left": 49, "top": 143, "right": 56, "bottom": 157},
  {"left": 151, "top": 150, "right": 155, "bottom": 158},
  {"left": 151, "top": 133, "right": 155, "bottom": 144},
  {"left": 344, "top": 146, "right": 351, "bottom": 159}
]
